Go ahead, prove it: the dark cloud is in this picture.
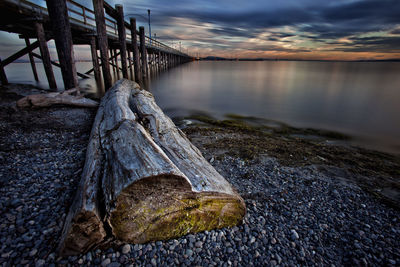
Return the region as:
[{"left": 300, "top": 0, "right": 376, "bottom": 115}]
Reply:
[
  {"left": 161, "top": 0, "right": 399, "bottom": 41},
  {"left": 321, "top": 0, "right": 400, "bottom": 24},
  {"left": 330, "top": 36, "right": 400, "bottom": 53},
  {"left": 391, "top": 29, "right": 400, "bottom": 35},
  {"left": 208, "top": 27, "right": 258, "bottom": 38},
  {"left": 157, "top": 8, "right": 314, "bottom": 30}
]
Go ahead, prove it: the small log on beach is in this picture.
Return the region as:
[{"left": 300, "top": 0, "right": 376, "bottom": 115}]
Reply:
[
  {"left": 59, "top": 79, "right": 246, "bottom": 255},
  {"left": 16, "top": 88, "right": 98, "bottom": 108}
]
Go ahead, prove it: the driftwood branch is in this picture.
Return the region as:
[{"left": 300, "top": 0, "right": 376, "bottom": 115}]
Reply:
[
  {"left": 16, "top": 89, "right": 98, "bottom": 108},
  {"left": 58, "top": 79, "right": 246, "bottom": 256}
]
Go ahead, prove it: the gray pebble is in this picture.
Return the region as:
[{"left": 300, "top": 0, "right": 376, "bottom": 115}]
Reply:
[
  {"left": 35, "top": 259, "right": 45, "bottom": 267},
  {"left": 195, "top": 241, "right": 203, "bottom": 248},
  {"left": 101, "top": 258, "right": 111, "bottom": 267},
  {"left": 291, "top": 230, "right": 299, "bottom": 240},
  {"left": 121, "top": 244, "right": 131, "bottom": 254}
]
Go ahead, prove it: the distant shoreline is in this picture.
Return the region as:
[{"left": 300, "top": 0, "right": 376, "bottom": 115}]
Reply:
[
  {"left": 11, "top": 58, "right": 400, "bottom": 63},
  {"left": 199, "top": 57, "right": 400, "bottom": 62}
]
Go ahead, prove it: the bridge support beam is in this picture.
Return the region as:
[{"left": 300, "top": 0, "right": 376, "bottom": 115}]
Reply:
[
  {"left": 130, "top": 18, "right": 141, "bottom": 84},
  {"left": 128, "top": 49, "right": 134, "bottom": 79},
  {"left": 93, "top": 0, "right": 112, "bottom": 90},
  {"left": 113, "top": 48, "right": 120, "bottom": 79},
  {"left": 0, "top": 58, "right": 8, "bottom": 85},
  {"left": 116, "top": 5, "right": 128, "bottom": 79},
  {"left": 24, "top": 38, "right": 39, "bottom": 82},
  {"left": 46, "top": 0, "right": 78, "bottom": 90},
  {"left": 139, "top": 26, "right": 148, "bottom": 80},
  {"left": 89, "top": 36, "right": 101, "bottom": 82},
  {"left": 35, "top": 21, "right": 57, "bottom": 90}
]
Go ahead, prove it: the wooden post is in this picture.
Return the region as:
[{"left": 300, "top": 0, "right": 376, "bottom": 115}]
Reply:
[
  {"left": 35, "top": 21, "right": 57, "bottom": 90},
  {"left": 89, "top": 36, "right": 101, "bottom": 82},
  {"left": 0, "top": 58, "right": 8, "bottom": 85},
  {"left": 139, "top": 26, "right": 147, "bottom": 79},
  {"left": 115, "top": 5, "right": 128, "bottom": 79},
  {"left": 130, "top": 18, "right": 141, "bottom": 83},
  {"left": 45, "top": 0, "right": 78, "bottom": 90},
  {"left": 24, "top": 38, "right": 39, "bottom": 81},
  {"left": 114, "top": 49, "right": 120, "bottom": 79},
  {"left": 158, "top": 51, "right": 161, "bottom": 70},
  {"left": 128, "top": 49, "right": 134, "bottom": 79},
  {"left": 93, "top": 0, "right": 112, "bottom": 90},
  {"left": 110, "top": 49, "right": 115, "bottom": 73},
  {"left": 162, "top": 52, "right": 166, "bottom": 68}
]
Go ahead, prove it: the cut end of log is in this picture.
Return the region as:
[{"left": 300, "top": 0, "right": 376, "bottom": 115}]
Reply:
[
  {"left": 108, "top": 175, "right": 245, "bottom": 243},
  {"left": 59, "top": 79, "right": 246, "bottom": 256}
]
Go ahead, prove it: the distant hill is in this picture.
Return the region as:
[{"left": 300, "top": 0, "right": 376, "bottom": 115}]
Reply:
[{"left": 201, "top": 56, "right": 230, "bottom": 61}]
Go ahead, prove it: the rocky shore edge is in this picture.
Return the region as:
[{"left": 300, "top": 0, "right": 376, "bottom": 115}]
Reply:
[{"left": 0, "top": 84, "right": 399, "bottom": 266}]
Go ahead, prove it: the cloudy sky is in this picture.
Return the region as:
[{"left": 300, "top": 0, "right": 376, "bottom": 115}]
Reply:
[
  {"left": 1, "top": 0, "right": 400, "bottom": 60},
  {"left": 117, "top": 0, "right": 400, "bottom": 60}
]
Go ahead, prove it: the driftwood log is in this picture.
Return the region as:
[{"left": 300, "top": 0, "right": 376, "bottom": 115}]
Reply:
[
  {"left": 59, "top": 79, "right": 246, "bottom": 255},
  {"left": 16, "top": 88, "right": 98, "bottom": 108}
]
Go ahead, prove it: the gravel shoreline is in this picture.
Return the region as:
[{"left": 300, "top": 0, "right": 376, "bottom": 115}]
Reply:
[{"left": 0, "top": 85, "right": 399, "bottom": 266}]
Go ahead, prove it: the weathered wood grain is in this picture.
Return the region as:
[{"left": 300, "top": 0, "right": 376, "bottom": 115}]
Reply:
[
  {"left": 16, "top": 89, "right": 99, "bottom": 108},
  {"left": 59, "top": 79, "right": 245, "bottom": 255}
]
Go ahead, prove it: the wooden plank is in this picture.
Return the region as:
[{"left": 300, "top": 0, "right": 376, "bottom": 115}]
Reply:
[
  {"left": 24, "top": 38, "right": 39, "bottom": 81},
  {"left": 93, "top": 0, "right": 112, "bottom": 89},
  {"left": 139, "top": 26, "right": 147, "bottom": 79},
  {"left": 89, "top": 36, "right": 101, "bottom": 82},
  {"left": 46, "top": 0, "right": 78, "bottom": 90},
  {"left": 115, "top": 4, "right": 128, "bottom": 78},
  {"left": 35, "top": 21, "right": 57, "bottom": 90},
  {"left": 130, "top": 18, "right": 141, "bottom": 83}
]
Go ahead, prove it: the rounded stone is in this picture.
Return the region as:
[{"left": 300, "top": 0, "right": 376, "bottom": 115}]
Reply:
[{"left": 121, "top": 244, "right": 131, "bottom": 254}]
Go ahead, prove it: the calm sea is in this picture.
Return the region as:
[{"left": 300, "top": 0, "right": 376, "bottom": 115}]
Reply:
[{"left": 4, "top": 61, "right": 400, "bottom": 154}]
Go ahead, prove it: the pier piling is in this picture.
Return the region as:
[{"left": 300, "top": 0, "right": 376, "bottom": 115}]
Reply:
[
  {"left": 89, "top": 36, "right": 101, "bottom": 83},
  {"left": 46, "top": 0, "right": 78, "bottom": 90},
  {"left": 35, "top": 21, "right": 57, "bottom": 90},
  {"left": 0, "top": 58, "right": 8, "bottom": 85},
  {"left": 139, "top": 26, "right": 148, "bottom": 80},
  {"left": 116, "top": 4, "right": 128, "bottom": 79},
  {"left": 24, "top": 38, "right": 39, "bottom": 82},
  {"left": 93, "top": 0, "right": 112, "bottom": 89},
  {"left": 130, "top": 18, "right": 141, "bottom": 83}
]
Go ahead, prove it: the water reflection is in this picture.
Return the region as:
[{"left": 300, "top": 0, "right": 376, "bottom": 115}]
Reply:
[
  {"left": 148, "top": 61, "right": 400, "bottom": 154},
  {"left": 4, "top": 60, "right": 400, "bottom": 154}
]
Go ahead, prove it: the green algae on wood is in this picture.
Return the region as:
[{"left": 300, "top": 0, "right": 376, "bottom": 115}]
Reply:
[{"left": 109, "top": 176, "right": 245, "bottom": 243}]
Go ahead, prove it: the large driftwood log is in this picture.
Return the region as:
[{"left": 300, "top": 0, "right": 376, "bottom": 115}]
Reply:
[
  {"left": 59, "top": 79, "right": 246, "bottom": 255},
  {"left": 16, "top": 88, "right": 98, "bottom": 108}
]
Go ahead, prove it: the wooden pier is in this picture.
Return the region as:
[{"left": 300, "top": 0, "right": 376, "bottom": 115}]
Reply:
[{"left": 0, "top": 0, "right": 192, "bottom": 90}]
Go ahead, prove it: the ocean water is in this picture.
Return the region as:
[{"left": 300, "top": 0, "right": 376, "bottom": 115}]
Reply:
[
  {"left": 3, "top": 60, "right": 400, "bottom": 154},
  {"left": 148, "top": 61, "right": 400, "bottom": 154}
]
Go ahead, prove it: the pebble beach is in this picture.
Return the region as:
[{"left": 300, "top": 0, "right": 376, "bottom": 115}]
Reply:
[{"left": 0, "top": 85, "right": 399, "bottom": 266}]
